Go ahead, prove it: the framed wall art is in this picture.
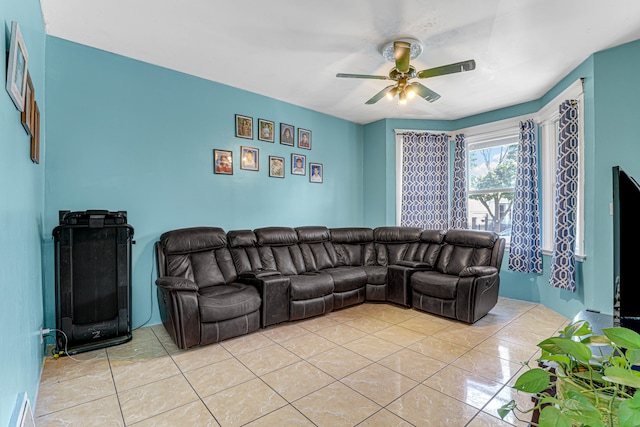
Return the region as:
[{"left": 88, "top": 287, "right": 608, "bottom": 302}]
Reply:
[
  {"left": 21, "top": 73, "right": 34, "bottom": 136},
  {"left": 258, "top": 119, "right": 275, "bottom": 142},
  {"left": 291, "top": 153, "right": 306, "bottom": 175},
  {"left": 6, "top": 21, "right": 29, "bottom": 111},
  {"left": 213, "top": 149, "right": 233, "bottom": 175},
  {"left": 298, "top": 128, "right": 312, "bottom": 150},
  {"left": 280, "top": 123, "right": 294, "bottom": 146},
  {"left": 240, "top": 146, "right": 259, "bottom": 171},
  {"left": 235, "top": 114, "right": 253, "bottom": 139},
  {"left": 269, "top": 156, "right": 285, "bottom": 178},
  {"left": 30, "top": 102, "right": 40, "bottom": 164},
  {"left": 309, "top": 163, "right": 323, "bottom": 183}
]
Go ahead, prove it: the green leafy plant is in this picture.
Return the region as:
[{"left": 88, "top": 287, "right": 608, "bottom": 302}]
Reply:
[{"left": 498, "top": 320, "right": 640, "bottom": 426}]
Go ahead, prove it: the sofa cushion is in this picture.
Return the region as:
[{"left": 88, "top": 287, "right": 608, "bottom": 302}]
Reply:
[
  {"left": 373, "top": 226, "right": 422, "bottom": 243},
  {"left": 360, "top": 265, "right": 387, "bottom": 285},
  {"left": 255, "top": 227, "right": 298, "bottom": 246},
  {"left": 330, "top": 228, "right": 376, "bottom": 266},
  {"left": 289, "top": 273, "right": 334, "bottom": 300},
  {"left": 411, "top": 271, "right": 459, "bottom": 300},
  {"left": 227, "top": 229, "right": 257, "bottom": 248},
  {"left": 296, "top": 226, "right": 330, "bottom": 243},
  {"left": 161, "top": 227, "right": 227, "bottom": 254},
  {"left": 198, "top": 283, "right": 261, "bottom": 322},
  {"left": 322, "top": 267, "right": 368, "bottom": 292}
]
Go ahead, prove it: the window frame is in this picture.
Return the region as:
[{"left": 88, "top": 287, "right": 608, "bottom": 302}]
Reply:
[{"left": 465, "top": 127, "right": 520, "bottom": 240}]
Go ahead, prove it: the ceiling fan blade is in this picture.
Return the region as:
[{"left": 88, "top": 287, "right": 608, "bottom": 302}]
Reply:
[
  {"left": 417, "top": 59, "right": 476, "bottom": 79},
  {"left": 410, "top": 82, "right": 441, "bottom": 103},
  {"left": 365, "top": 85, "right": 396, "bottom": 105},
  {"left": 394, "top": 41, "right": 411, "bottom": 73},
  {"left": 336, "top": 73, "right": 388, "bottom": 80}
]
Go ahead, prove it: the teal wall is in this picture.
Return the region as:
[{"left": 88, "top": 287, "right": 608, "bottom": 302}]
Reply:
[
  {"left": 0, "top": 0, "right": 46, "bottom": 424},
  {"left": 43, "top": 37, "right": 365, "bottom": 330}
]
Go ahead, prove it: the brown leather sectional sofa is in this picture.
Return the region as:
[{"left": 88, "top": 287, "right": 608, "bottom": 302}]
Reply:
[{"left": 155, "top": 226, "right": 505, "bottom": 349}]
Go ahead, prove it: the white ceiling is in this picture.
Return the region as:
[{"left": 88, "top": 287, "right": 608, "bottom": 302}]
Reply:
[{"left": 40, "top": 0, "right": 640, "bottom": 125}]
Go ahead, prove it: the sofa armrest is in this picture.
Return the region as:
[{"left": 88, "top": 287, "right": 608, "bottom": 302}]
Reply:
[
  {"left": 396, "top": 260, "right": 432, "bottom": 269},
  {"left": 155, "top": 277, "right": 200, "bottom": 349},
  {"left": 239, "top": 269, "right": 281, "bottom": 279},
  {"left": 239, "top": 275, "right": 290, "bottom": 327},
  {"left": 459, "top": 266, "right": 498, "bottom": 277},
  {"left": 155, "top": 276, "right": 199, "bottom": 292}
]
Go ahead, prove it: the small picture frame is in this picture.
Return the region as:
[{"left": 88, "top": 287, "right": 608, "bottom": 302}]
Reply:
[
  {"left": 21, "top": 73, "right": 34, "bottom": 136},
  {"left": 269, "top": 156, "right": 285, "bottom": 178},
  {"left": 240, "top": 146, "right": 259, "bottom": 171},
  {"left": 235, "top": 114, "right": 253, "bottom": 139},
  {"left": 309, "top": 163, "right": 323, "bottom": 183},
  {"left": 6, "top": 21, "right": 29, "bottom": 112},
  {"left": 258, "top": 119, "right": 275, "bottom": 142},
  {"left": 213, "top": 149, "right": 233, "bottom": 175},
  {"left": 298, "top": 128, "right": 312, "bottom": 150},
  {"left": 280, "top": 123, "right": 295, "bottom": 146},
  {"left": 291, "top": 154, "right": 306, "bottom": 175},
  {"left": 30, "top": 102, "right": 40, "bottom": 164}
]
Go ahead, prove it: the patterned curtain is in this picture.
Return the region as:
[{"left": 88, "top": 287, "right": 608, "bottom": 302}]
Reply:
[
  {"left": 400, "top": 132, "right": 449, "bottom": 229},
  {"left": 508, "top": 119, "right": 542, "bottom": 273},
  {"left": 451, "top": 134, "right": 468, "bottom": 229},
  {"left": 550, "top": 100, "right": 579, "bottom": 291}
]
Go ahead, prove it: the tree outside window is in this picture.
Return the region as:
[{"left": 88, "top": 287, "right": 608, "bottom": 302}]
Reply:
[{"left": 468, "top": 142, "right": 518, "bottom": 238}]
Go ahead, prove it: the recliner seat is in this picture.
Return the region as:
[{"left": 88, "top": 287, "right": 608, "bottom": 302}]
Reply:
[
  {"left": 155, "top": 227, "right": 261, "bottom": 349},
  {"left": 410, "top": 229, "right": 505, "bottom": 323}
]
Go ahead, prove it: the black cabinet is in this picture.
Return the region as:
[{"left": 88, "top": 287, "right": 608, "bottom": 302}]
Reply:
[{"left": 53, "top": 210, "right": 134, "bottom": 354}]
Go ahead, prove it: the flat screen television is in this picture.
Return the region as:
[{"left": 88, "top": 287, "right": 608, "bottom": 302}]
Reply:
[{"left": 612, "top": 166, "right": 640, "bottom": 333}]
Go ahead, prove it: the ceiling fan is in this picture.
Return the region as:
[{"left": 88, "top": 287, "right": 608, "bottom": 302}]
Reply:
[{"left": 336, "top": 39, "right": 476, "bottom": 105}]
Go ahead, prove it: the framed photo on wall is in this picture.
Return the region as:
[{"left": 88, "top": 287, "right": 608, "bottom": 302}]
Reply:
[
  {"left": 240, "top": 146, "right": 259, "bottom": 171},
  {"left": 309, "top": 162, "right": 323, "bottom": 183},
  {"left": 269, "top": 156, "right": 285, "bottom": 178},
  {"left": 258, "top": 119, "right": 275, "bottom": 142},
  {"left": 280, "top": 123, "right": 294, "bottom": 146},
  {"left": 291, "top": 153, "right": 306, "bottom": 175},
  {"left": 6, "top": 21, "right": 29, "bottom": 112},
  {"left": 21, "top": 73, "right": 34, "bottom": 136},
  {"left": 235, "top": 114, "right": 253, "bottom": 139},
  {"left": 213, "top": 149, "right": 233, "bottom": 175},
  {"left": 298, "top": 128, "right": 312, "bottom": 150},
  {"left": 30, "top": 102, "right": 40, "bottom": 164}
]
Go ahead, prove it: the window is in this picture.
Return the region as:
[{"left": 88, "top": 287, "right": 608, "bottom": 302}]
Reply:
[
  {"left": 538, "top": 79, "right": 585, "bottom": 258},
  {"left": 466, "top": 129, "right": 519, "bottom": 244}
]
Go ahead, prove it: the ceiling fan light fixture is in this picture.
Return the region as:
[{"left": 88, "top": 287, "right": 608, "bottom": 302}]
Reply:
[
  {"left": 398, "top": 89, "right": 408, "bottom": 104},
  {"left": 406, "top": 86, "right": 416, "bottom": 99},
  {"left": 386, "top": 86, "right": 399, "bottom": 100}
]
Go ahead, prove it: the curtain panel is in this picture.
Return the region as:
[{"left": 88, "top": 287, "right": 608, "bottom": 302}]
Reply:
[
  {"left": 399, "top": 132, "right": 450, "bottom": 229},
  {"left": 507, "top": 119, "right": 543, "bottom": 273},
  {"left": 451, "top": 134, "right": 468, "bottom": 229},
  {"left": 549, "top": 100, "right": 579, "bottom": 291}
]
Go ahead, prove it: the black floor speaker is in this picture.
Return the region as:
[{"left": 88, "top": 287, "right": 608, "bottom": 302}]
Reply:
[{"left": 53, "top": 210, "right": 134, "bottom": 354}]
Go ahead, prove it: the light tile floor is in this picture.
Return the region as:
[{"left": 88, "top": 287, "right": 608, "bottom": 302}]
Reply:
[{"left": 34, "top": 297, "right": 568, "bottom": 426}]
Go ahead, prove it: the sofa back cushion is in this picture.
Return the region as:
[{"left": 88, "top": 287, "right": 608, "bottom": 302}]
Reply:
[
  {"left": 296, "top": 226, "right": 335, "bottom": 271},
  {"left": 255, "top": 227, "right": 306, "bottom": 275},
  {"left": 330, "top": 228, "right": 375, "bottom": 266},
  {"left": 159, "top": 227, "right": 237, "bottom": 288},
  {"left": 435, "top": 230, "right": 499, "bottom": 275},
  {"left": 373, "top": 226, "right": 422, "bottom": 266},
  {"left": 228, "top": 229, "right": 262, "bottom": 274},
  {"left": 401, "top": 229, "right": 446, "bottom": 267}
]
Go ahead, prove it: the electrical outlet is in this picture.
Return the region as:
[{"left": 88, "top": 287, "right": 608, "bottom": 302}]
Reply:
[{"left": 40, "top": 327, "right": 50, "bottom": 344}]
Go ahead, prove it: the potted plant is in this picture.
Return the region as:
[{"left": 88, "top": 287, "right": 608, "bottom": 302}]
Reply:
[{"left": 498, "top": 319, "right": 640, "bottom": 426}]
